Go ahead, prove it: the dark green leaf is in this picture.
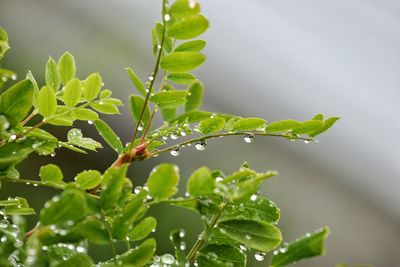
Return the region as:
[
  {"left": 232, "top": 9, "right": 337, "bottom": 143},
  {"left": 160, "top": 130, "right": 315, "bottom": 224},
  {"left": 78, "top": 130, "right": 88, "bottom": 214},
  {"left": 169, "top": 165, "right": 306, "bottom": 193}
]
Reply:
[
  {"left": 39, "top": 164, "right": 64, "bottom": 185},
  {"left": 72, "top": 218, "right": 109, "bottom": 244},
  {"left": 129, "top": 216, "right": 157, "bottom": 241},
  {"left": 93, "top": 119, "right": 123, "bottom": 153},
  {"left": 58, "top": 52, "right": 76, "bottom": 85},
  {"left": 270, "top": 227, "right": 329, "bottom": 267},
  {"left": 291, "top": 120, "right": 323, "bottom": 135},
  {"left": 187, "top": 166, "right": 215, "bottom": 196},
  {"left": 169, "top": 229, "right": 187, "bottom": 266},
  {"left": 0, "top": 79, "right": 34, "bottom": 127},
  {"left": 130, "top": 95, "right": 150, "bottom": 126},
  {"left": 63, "top": 78, "right": 82, "bottom": 107},
  {"left": 199, "top": 117, "right": 225, "bottom": 134},
  {"left": 37, "top": 85, "right": 57, "bottom": 117},
  {"left": 198, "top": 244, "right": 246, "bottom": 267},
  {"left": 167, "top": 73, "right": 197, "bottom": 84},
  {"left": 265, "top": 120, "right": 301, "bottom": 133},
  {"left": 40, "top": 188, "right": 88, "bottom": 225},
  {"left": 169, "top": 0, "right": 201, "bottom": 19},
  {"left": 175, "top": 40, "right": 207, "bottom": 52},
  {"left": 55, "top": 254, "right": 93, "bottom": 267},
  {"left": 160, "top": 108, "right": 177, "bottom": 122},
  {"left": 100, "top": 165, "right": 128, "bottom": 210},
  {"left": 233, "top": 118, "right": 266, "bottom": 131},
  {"left": 45, "top": 57, "right": 60, "bottom": 91},
  {"left": 84, "top": 73, "right": 102, "bottom": 101},
  {"left": 118, "top": 238, "right": 156, "bottom": 266},
  {"left": 168, "top": 15, "right": 209, "bottom": 40},
  {"left": 147, "top": 163, "right": 180, "bottom": 200},
  {"left": 308, "top": 116, "right": 340, "bottom": 137},
  {"left": 161, "top": 52, "right": 206, "bottom": 73},
  {"left": 75, "top": 170, "right": 102, "bottom": 190},
  {"left": 126, "top": 67, "right": 147, "bottom": 96},
  {"left": 185, "top": 81, "right": 203, "bottom": 111}
]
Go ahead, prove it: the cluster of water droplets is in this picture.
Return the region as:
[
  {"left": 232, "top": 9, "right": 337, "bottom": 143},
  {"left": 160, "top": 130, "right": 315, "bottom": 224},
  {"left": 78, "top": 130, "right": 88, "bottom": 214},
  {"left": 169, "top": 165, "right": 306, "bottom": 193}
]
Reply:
[
  {"left": 149, "top": 253, "right": 176, "bottom": 267},
  {"left": 1, "top": 74, "right": 17, "bottom": 82}
]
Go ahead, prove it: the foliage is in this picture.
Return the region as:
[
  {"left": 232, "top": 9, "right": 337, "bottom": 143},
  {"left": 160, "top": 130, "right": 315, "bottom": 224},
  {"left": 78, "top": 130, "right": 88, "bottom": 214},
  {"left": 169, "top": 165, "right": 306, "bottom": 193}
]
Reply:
[{"left": 0, "top": 1, "right": 340, "bottom": 266}]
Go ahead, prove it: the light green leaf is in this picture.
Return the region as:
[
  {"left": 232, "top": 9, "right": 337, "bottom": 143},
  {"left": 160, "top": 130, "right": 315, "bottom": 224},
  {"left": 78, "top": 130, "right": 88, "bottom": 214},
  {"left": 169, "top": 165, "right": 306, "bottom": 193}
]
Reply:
[
  {"left": 45, "top": 57, "right": 60, "bottom": 91},
  {"left": 126, "top": 67, "right": 147, "bottom": 96},
  {"left": 147, "top": 163, "right": 180, "bottom": 200},
  {"left": 100, "top": 165, "right": 128, "bottom": 210},
  {"left": 160, "top": 108, "right": 176, "bottom": 122},
  {"left": 161, "top": 52, "right": 206, "bottom": 73},
  {"left": 91, "top": 101, "right": 120, "bottom": 114},
  {"left": 150, "top": 91, "right": 188, "bottom": 108},
  {"left": 308, "top": 116, "right": 340, "bottom": 137},
  {"left": 67, "top": 128, "right": 102, "bottom": 151},
  {"left": 185, "top": 81, "right": 203, "bottom": 111},
  {"left": 312, "top": 113, "right": 324, "bottom": 121},
  {"left": 199, "top": 117, "right": 225, "bottom": 134},
  {"left": 72, "top": 218, "right": 109, "bottom": 244},
  {"left": 26, "top": 70, "right": 40, "bottom": 108},
  {"left": 169, "top": 0, "right": 201, "bottom": 19},
  {"left": 100, "top": 89, "right": 112, "bottom": 99},
  {"left": 130, "top": 95, "right": 150, "bottom": 126},
  {"left": 233, "top": 118, "right": 266, "bottom": 131},
  {"left": 198, "top": 244, "right": 246, "bottom": 267},
  {"left": 75, "top": 170, "right": 102, "bottom": 190},
  {"left": 167, "top": 73, "right": 197, "bottom": 84},
  {"left": 291, "top": 120, "right": 323, "bottom": 135},
  {"left": 40, "top": 188, "right": 88, "bottom": 225},
  {"left": 39, "top": 164, "right": 64, "bottom": 184},
  {"left": 37, "top": 85, "right": 57, "bottom": 117},
  {"left": 72, "top": 108, "right": 99, "bottom": 121},
  {"left": 63, "top": 78, "right": 82, "bottom": 107},
  {"left": 168, "top": 15, "right": 209, "bottom": 40},
  {"left": 0, "top": 27, "right": 10, "bottom": 60},
  {"left": 265, "top": 120, "right": 301, "bottom": 133},
  {"left": 187, "top": 166, "right": 215, "bottom": 196},
  {"left": 270, "top": 227, "right": 329, "bottom": 267},
  {"left": 174, "top": 40, "right": 207, "bottom": 52},
  {"left": 2, "top": 197, "right": 35, "bottom": 216},
  {"left": 129, "top": 217, "right": 157, "bottom": 241},
  {"left": 0, "top": 79, "right": 34, "bottom": 127},
  {"left": 55, "top": 254, "right": 93, "bottom": 267},
  {"left": 84, "top": 73, "right": 102, "bottom": 101},
  {"left": 58, "top": 52, "right": 76, "bottom": 85},
  {"left": 118, "top": 239, "right": 156, "bottom": 266},
  {"left": 173, "top": 110, "right": 211, "bottom": 123},
  {"left": 218, "top": 219, "right": 282, "bottom": 252},
  {"left": 93, "top": 119, "right": 123, "bottom": 154}
]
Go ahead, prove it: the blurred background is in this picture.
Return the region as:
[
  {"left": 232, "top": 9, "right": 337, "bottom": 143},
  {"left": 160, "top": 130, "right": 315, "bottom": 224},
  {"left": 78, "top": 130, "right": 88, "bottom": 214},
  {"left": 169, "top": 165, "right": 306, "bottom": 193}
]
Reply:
[{"left": 1, "top": 0, "right": 400, "bottom": 266}]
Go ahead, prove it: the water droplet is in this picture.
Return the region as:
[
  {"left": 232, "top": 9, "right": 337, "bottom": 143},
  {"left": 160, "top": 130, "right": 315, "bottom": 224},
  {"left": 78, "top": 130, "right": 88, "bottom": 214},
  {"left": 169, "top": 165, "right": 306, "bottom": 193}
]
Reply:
[
  {"left": 279, "top": 247, "right": 288, "bottom": 253},
  {"left": 88, "top": 120, "right": 93, "bottom": 125},
  {"left": 184, "top": 192, "right": 190, "bottom": 197},
  {"left": 303, "top": 140, "right": 310, "bottom": 144},
  {"left": 164, "top": 14, "right": 171, "bottom": 21},
  {"left": 179, "top": 229, "right": 186, "bottom": 238},
  {"left": 219, "top": 228, "right": 226, "bottom": 234},
  {"left": 76, "top": 246, "right": 86, "bottom": 253},
  {"left": 1, "top": 76, "right": 7, "bottom": 82},
  {"left": 243, "top": 133, "right": 254, "bottom": 143},
  {"left": 161, "top": 254, "right": 175, "bottom": 264},
  {"left": 239, "top": 245, "right": 247, "bottom": 252},
  {"left": 180, "top": 130, "right": 187, "bottom": 136},
  {"left": 250, "top": 194, "right": 258, "bottom": 201},
  {"left": 180, "top": 241, "right": 186, "bottom": 250},
  {"left": 10, "top": 134, "right": 17, "bottom": 140},
  {"left": 41, "top": 245, "right": 49, "bottom": 251},
  {"left": 148, "top": 75, "right": 154, "bottom": 81},
  {"left": 162, "top": 135, "right": 168, "bottom": 140},
  {"left": 215, "top": 176, "right": 223, "bottom": 182},
  {"left": 11, "top": 74, "right": 17, "bottom": 80},
  {"left": 194, "top": 261, "right": 199, "bottom": 267},
  {"left": 189, "top": 0, "right": 197, "bottom": 8},
  {"left": 1, "top": 236, "right": 7, "bottom": 242},
  {"left": 134, "top": 186, "right": 143, "bottom": 194},
  {"left": 157, "top": 44, "right": 162, "bottom": 49},
  {"left": 245, "top": 234, "right": 251, "bottom": 240},
  {"left": 170, "top": 146, "right": 180, "bottom": 156},
  {"left": 254, "top": 252, "right": 265, "bottom": 261},
  {"left": 101, "top": 82, "right": 105, "bottom": 86},
  {"left": 195, "top": 140, "right": 206, "bottom": 150},
  {"left": 170, "top": 132, "right": 178, "bottom": 139},
  {"left": 138, "top": 121, "right": 144, "bottom": 131},
  {"left": 33, "top": 184, "right": 39, "bottom": 187},
  {"left": 50, "top": 152, "right": 56, "bottom": 157},
  {"left": 99, "top": 101, "right": 104, "bottom": 105},
  {"left": 0, "top": 115, "right": 10, "bottom": 130}
]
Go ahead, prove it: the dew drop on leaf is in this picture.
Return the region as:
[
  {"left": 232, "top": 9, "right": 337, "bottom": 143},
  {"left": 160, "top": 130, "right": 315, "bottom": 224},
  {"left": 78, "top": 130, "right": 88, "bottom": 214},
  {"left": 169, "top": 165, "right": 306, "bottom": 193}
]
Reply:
[
  {"left": 245, "top": 234, "right": 251, "bottom": 240},
  {"left": 88, "top": 120, "right": 93, "bottom": 125},
  {"left": 254, "top": 252, "right": 265, "bottom": 261},
  {"left": 134, "top": 186, "right": 143, "bottom": 194},
  {"left": 164, "top": 14, "right": 171, "bottom": 21},
  {"left": 161, "top": 254, "right": 175, "bottom": 264},
  {"left": 250, "top": 194, "right": 258, "bottom": 201},
  {"left": 243, "top": 133, "right": 254, "bottom": 143},
  {"left": 138, "top": 121, "right": 144, "bottom": 131},
  {"left": 215, "top": 176, "right": 223, "bottom": 182},
  {"left": 170, "top": 146, "right": 180, "bottom": 156},
  {"left": 170, "top": 132, "right": 178, "bottom": 139},
  {"left": 195, "top": 140, "right": 206, "bottom": 150},
  {"left": 11, "top": 74, "right": 17, "bottom": 80}
]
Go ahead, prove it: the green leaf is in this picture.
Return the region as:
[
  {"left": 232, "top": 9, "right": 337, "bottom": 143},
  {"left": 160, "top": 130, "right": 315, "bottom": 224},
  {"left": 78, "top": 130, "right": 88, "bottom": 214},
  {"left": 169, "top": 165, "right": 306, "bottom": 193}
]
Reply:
[
  {"left": 39, "top": 164, "right": 64, "bottom": 185},
  {"left": 2, "top": 197, "right": 35, "bottom": 216},
  {"left": 187, "top": 166, "right": 215, "bottom": 196},
  {"left": 161, "top": 52, "right": 206, "bottom": 73},
  {"left": 63, "top": 78, "right": 82, "bottom": 107},
  {"left": 72, "top": 108, "right": 99, "bottom": 121},
  {"left": 40, "top": 188, "right": 88, "bottom": 225},
  {"left": 221, "top": 196, "right": 280, "bottom": 224},
  {"left": 169, "top": 229, "right": 187, "bottom": 265},
  {"left": 72, "top": 218, "right": 109, "bottom": 244},
  {"left": 93, "top": 119, "right": 123, "bottom": 154},
  {"left": 217, "top": 219, "right": 282, "bottom": 252},
  {"left": 67, "top": 128, "right": 102, "bottom": 151},
  {"left": 169, "top": 0, "right": 201, "bottom": 19},
  {"left": 100, "top": 89, "right": 112, "bottom": 99},
  {"left": 199, "top": 117, "right": 225, "bottom": 134},
  {"left": 265, "top": 120, "right": 301, "bottom": 133},
  {"left": 100, "top": 165, "right": 128, "bottom": 210},
  {"left": 173, "top": 110, "right": 211, "bottom": 123},
  {"left": 118, "top": 238, "right": 156, "bottom": 266},
  {"left": 37, "top": 85, "right": 57, "bottom": 117},
  {"left": 129, "top": 216, "right": 157, "bottom": 241},
  {"left": 198, "top": 244, "right": 246, "bottom": 267},
  {"left": 185, "top": 81, "right": 203, "bottom": 111},
  {"left": 308, "top": 116, "right": 340, "bottom": 137},
  {"left": 0, "top": 79, "right": 34, "bottom": 127},
  {"left": 112, "top": 191, "right": 147, "bottom": 239},
  {"left": 84, "top": 73, "right": 102, "bottom": 101},
  {"left": 168, "top": 15, "right": 210, "bottom": 40},
  {"left": 45, "top": 57, "right": 60, "bottom": 91},
  {"left": 91, "top": 101, "right": 120, "bottom": 114},
  {"left": 312, "top": 113, "right": 324, "bottom": 121},
  {"left": 150, "top": 91, "right": 188, "bottom": 108},
  {"left": 233, "top": 118, "right": 266, "bottom": 131},
  {"left": 130, "top": 95, "right": 150, "bottom": 126},
  {"left": 55, "top": 254, "right": 93, "bottom": 267},
  {"left": 270, "top": 227, "right": 329, "bottom": 267},
  {"left": 126, "top": 67, "right": 147, "bottom": 97},
  {"left": 58, "top": 52, "right": 76, "bottom": 85},
  {"left": 75, "top": 170, "right": 102, "bottom": 190},
  {"left": 160, "top": 108, "right": 176, "bottom": 122},
  {"left": 26, "top": 70, "right": 40, "bottom": 108},
  {"left": 174, "top": 40, "right": 207, "bottom": 52},
  {"left": 147, "top": 163, "right": 180, "bottom": 200},
  {"left": 291, "top": 120, "right": 323, "bottom": 135},
  {"left": 167, "top": 73, "right": 197, "bottom": 85},
  {"left": 0, "top": 27, "right": 10, "bottom": 60}
]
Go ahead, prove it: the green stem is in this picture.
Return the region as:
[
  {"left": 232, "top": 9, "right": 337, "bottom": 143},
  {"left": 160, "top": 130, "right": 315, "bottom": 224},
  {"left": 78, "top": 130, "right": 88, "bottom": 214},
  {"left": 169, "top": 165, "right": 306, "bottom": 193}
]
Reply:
[
  {"left": 147, "top": 132, "right": 315, "bottom": 158},
  {"left": 128, "top": 0, "right": 168, "bottom": 149},
  {"left": 102, "top": 212, "right": 118, "bottom": 265}
]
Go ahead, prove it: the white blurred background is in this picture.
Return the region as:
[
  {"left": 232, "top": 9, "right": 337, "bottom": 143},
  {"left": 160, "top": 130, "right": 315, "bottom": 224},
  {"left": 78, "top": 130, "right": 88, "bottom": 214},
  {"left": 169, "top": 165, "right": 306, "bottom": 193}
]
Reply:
[{"left": 1, "top": 0, "right": 399, "bottom": 266}]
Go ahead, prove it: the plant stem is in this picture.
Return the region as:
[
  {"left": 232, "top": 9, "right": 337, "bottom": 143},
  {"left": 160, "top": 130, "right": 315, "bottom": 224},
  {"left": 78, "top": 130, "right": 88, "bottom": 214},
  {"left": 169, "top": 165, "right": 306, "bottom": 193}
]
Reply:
[
  {"left": 21, "top": 110, "right": 38, "bottom": 126},
  {"left": 147, "top": 132, "right": 315, "bottom": 158},
  {"left": 186, "top": 204, "right": 226, "bottom": 262},
  {"left": 128, "top": 0, "right": 167, "bottom": 149},
  {"left": 102, "top": 211, "right": 118, "bottom": 265}
]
